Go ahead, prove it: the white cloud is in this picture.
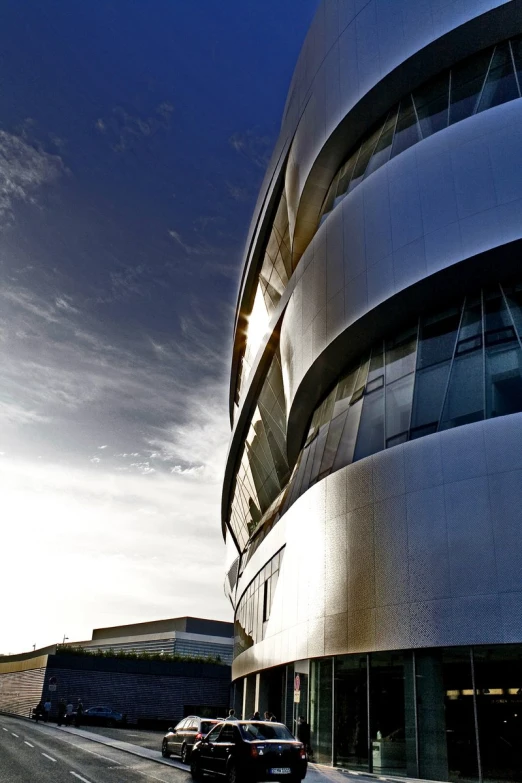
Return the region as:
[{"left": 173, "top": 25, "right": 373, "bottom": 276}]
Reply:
[
  {"left": 0, "top": 273, "right": 233, "bottom": 655},
  {"left": 0, "top": 130, "right": 65, "bottom": 225},
  {"left": 0, "top": 384, "right": 232, "bottom": 654}
]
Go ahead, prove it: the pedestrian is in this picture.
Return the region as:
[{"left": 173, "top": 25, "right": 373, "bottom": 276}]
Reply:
[
  {"left": 251, "top": 711, "right": 261, "bottom": 720},
  {"left": 43, "top": 698, "right": 52, "bottom": 722},
  {"left": 34, "top": 701, "right": 44, "bottom": 723},
  {"left": 270, "top": 713, "right": 277, "bottom": 722},
  {"left": 226, "top": 708, "right": 239, "bottom": 721},
  {"left": 75, "top": 700, "right": 83, "bottom": 728},
  {"left": 65, "top": 700, "right": 74, "bottom": 726},
  {"left": 297, "top": 716, "right": 313, "bottom": 759},
  {"left": 57, "top": 698, "right": 66, "bottom": 727},
  {"left": 263, "top": 711, "right": 271, "bottom": 721}
]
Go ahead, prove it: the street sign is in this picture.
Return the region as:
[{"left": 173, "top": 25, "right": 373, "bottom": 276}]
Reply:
[
  {"left": 294, "top": 674, "right": 300, "bottom": 692},
  {"left": 294, "top": 690, "right": 300, "bottom": 703},
  {"left": 48, "top": 676, "right": 57, "bottom": 692}
]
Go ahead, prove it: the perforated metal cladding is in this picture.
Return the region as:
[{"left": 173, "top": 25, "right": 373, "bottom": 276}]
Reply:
[{"left": 232, "top": 417, "right": 522, "bottom": 679}]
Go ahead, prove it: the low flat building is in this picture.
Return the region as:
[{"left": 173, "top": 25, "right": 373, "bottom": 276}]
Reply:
[
  {"left": 0, "top": 617, "right": 233, "bottom": 725},
  {"left": 77, "top": 616, "right": 234, "bottom": 665}
]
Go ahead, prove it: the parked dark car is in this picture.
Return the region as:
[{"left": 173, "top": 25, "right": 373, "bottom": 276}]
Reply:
[
  {"left": 162, "top": 716, "right": 220, "bottom": 763},
  {"left": 190, "top": 720, "right": 307, "bottom": 782},
  {"left": 82, "top": 706, "right": 124, "bottom": 726}
]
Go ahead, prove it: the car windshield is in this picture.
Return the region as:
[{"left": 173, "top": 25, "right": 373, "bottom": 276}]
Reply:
[
  {"left": 201, "top": 721, "right": 218, "bottom": 734},
  {"left": 240, "top": 723, "right": 294, "bottom": 741}
]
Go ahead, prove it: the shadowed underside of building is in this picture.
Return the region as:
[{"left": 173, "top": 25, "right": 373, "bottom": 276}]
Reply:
[{"left": 223, "top": 2, "right": 522, "bottom": 781}]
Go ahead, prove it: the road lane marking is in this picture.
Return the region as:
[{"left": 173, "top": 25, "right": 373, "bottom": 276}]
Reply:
[
  {"left": 70, "top": 773, "right": 92, "bottom": 783},
  {"left": 42, "top": 753, "right": 57, "bottom": 762},
  {"left": 2, "top": 727, "right": 8, "bottom": 731},
  {"left": 11, "top": 733, "right": 19, "bottom": 737},
  {"left": 24, "top": 741, "right": 34, "bottom": 747}
]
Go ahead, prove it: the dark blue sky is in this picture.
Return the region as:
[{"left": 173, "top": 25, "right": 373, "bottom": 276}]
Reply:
[{"left": 0, "top": 0, "right": 319, "bottom": 651}]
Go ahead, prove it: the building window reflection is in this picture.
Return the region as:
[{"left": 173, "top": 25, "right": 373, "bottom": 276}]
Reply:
[
  {"left": 319, "top": 36, "right": 522, "bottom": 224},
  {"left": 283, "top": 283, "right": 522, "bottom": 517},
  {"left": 229, "top": 349, "right": 290, "bottom": 551},
  {"left": 233, "top": 548, "right": 284, "bottom": 658}
]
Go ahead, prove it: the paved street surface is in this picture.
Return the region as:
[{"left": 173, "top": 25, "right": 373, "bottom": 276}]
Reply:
[
  {"left": 0, "top": 713, "right": 441, "bottom": 783},
  {"left": 0, "top": 714, "right": 187, "bottom": 783},
  {"left": 82, "top": 725, "right": 166, "bottom": 753}
]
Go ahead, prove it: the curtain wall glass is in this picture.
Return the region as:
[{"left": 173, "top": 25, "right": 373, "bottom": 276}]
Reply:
[
  {"left": 229, "top": 349, "right": 290, "bottom": 550},
  {"left": 283, "top": 283, "right": 522, "bottom": 517},
  {"left": 310, "top": 658, "right": 333, "bottom": 764},
  {"left": 320, "top": 36, "right": 522, "bottom": 223},
  {"left": 234, "top": 548, "right": 284, "bottom": 658}
]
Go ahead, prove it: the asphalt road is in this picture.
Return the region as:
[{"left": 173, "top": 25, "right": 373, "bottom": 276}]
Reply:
[
  {"left": 0, "top": 714, "right": 187, "bottom": 783},
  {"left": 82, "top": 725, "right": 166, "bottom": 752}
]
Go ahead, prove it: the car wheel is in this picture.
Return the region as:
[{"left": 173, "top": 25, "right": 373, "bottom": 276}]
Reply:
[
  {"left": 161, "top": 739, "right": 170, "bottom": 758},
  {"left": 107, "top": 719, "right": 115, "bottom": 728},
  {"left": 226, "top": 761, "right": 241, "bottom": 783},
  {"left": 190, "top": 756, "right": 202, "bottom": 780},
  {"left": 181, "top": 743, "right": 190, "bottom": 764}
]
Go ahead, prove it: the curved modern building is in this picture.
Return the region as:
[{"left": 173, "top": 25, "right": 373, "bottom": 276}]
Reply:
[{"left": 222, "top": 2, "right": 522, "bottom": 780}]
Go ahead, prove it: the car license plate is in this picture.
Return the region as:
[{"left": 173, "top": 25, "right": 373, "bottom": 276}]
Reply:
[{"left": 270, "top": 769, "right": 291, "bottom": 775}]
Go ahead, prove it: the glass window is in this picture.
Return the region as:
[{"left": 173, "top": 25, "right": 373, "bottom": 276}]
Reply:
[
  {"left": 417, "top": 307, "right": 461, "bottom": 369},
  {"left": 333, "top": 367, "right": 358, "bottom": 418},
  {"left": 473, "top": 645, "right": 522, "bottom": 782},
  {"left": 337, "top": 149, "right": 360, "bottom": 199},
  {"left": 310, "top": 658, "right": 333, "bottom": 764},
  {"left": 334, "top": 655, "right": 368, "bottom": 771},
  {"left": 410, "top": 361, "right": 452, "bottom": 436},
  {"left": 439, "top": 349, "right": 484, "bottom": 429},
  {"left": 385, "top": 331, "right": 417, "bottom": 384},
  {"left": 485, "top": 293, "right": 522, "bottom": 419},
  {"left": 353, "top": 348, "right": 385, "bottom": 461},
  {"left": 512, "top": 36, "right": 522, "bottom": 90},
  {"left": 349, "top": 125, "right": 383, "bottom": 191},
  {"left": 318, "top": 411, "right": 348, "bottom": 477},
  {"left": 370, "top": 652, "right": 410, "bottom": 775},
  {"left": 218, "top": 725, "right": 237, "bottom": 743},
  {"left": 365, "top": 107, "right": 398, "bottom": 178},
  {"left": 206, "top": 725, "right": 223, "bottom": 742},
  {"left": 353, "top": 384, "right": 385, "bottom": 461},
  {"left": 310, "top": 426, "right": 329, "bottom": 485},
  {"left": 413, "top": 71, "right": 450, "bottom": 138},
  {"left": 240, "top": 723, "right": 293, "bottom": 741},
  {"left": 450, "top": 48, "right": 492, "bottom": 124},
  {"left": 391, "top": 95, "right": 420, "bottom": 158},
  {"left": 331, "top": 400, "right": 364, "bottom": 473},
  {"left": 477, "top": 42, "right": 520, "bottom": 113},
  {"left": 386, "top": 373, "right": 415, "bottom": 445},
  {"left": 441, "top": 648, "right": 479, "bottom": 782}
]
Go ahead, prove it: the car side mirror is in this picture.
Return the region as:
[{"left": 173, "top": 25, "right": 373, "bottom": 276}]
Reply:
[{"left": 168, "top": 727, "right": 174, "bottom": 732}]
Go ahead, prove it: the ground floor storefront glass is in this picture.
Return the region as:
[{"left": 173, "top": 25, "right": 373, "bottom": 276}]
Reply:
[{"left": 245, "top": 643, "right": 522, "bottom": 782}]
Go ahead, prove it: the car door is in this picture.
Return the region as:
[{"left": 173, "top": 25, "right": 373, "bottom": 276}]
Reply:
[
  {"left": 199, "top": 724, "right": 223, "bottom": 773},
  {"left": 213, "top": 723, "right": 239, "bottom": 777}
]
